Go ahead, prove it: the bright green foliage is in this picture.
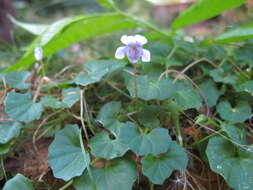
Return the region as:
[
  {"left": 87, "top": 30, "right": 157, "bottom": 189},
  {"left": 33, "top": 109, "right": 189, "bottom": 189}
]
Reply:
[
  {"left": 221, "top": 123, "right": 246, "bottom": 144},
  {"left": 97, "top": 101, "right": 121, "bottom": 126},
  {"left": 0, "top": 122, "right": 22, "bottom": 144},
  {"left": 141, "top": 142, "right": 188, "bottom": 184},
  {"left": 210, "top": 69, "right": 237, "bottom": 84},
  {"left": 4, "top": 92, "right": 43, "bottom": 123},
  {"left": 6, "top": 13, "right": 139, "bottom": 71},
  {"left": 3, "top": 174, "right": 34, "bottom": 190},
  {"left": 172, "top": 0, "right": 247, "bottom": 29},
  {"left": 216, "top": 23, "right": 253, "bottom": 43},
  {"left": 127, "top": 75, "right": 175, "bottom": 100},
  {"left": 42, "top": 87, "right": 80, "bottom": 109},
  {"left": 217, "top": 101, "right": 251, "bottom": 123},
  {"left": 173, "top": 81, "right": 202, "bottom": 110},
  {"left": 206, "top": 136, "right": 253, "bottom": 190},
  {"left": 89, "top": 131, "right": 129, "bottom": 159},
  {"left": 200, "top": 80, "right": 220, "bottom": 107},
  {"left": 4, "top": 71, "right": 31, "bottom": 90},
  {"left": 137, "top": 105, "right": 163, "bottom": 128},
  {"left": 119, "top": 122, "right": 171, "bottom": 156},
  {"left": 75, "top": 60, "right": 126, "bottom": 86},
  {"left": 73, "top": 159, "right": 137, "bottom": 190},
  {"left": 96, "top": 0, "right": 117, "bottom": 9},
  {"left": 48, "top": 125, "right": 90, "bottom": 181}
]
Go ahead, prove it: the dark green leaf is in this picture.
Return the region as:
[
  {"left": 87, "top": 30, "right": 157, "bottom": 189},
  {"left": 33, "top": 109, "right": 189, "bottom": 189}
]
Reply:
[
  {"left": 4, "top": 71, "right": 31, "bottom": 90},
  {"left": 3, "top": 174, "right": 34, "bottom": 190},
  {"left": 0, "top": 122, "right": 22, "bottom": 144},
  {"left": 200, "top": 80, "right": 220, "bottom": 107},
  {"left": 210, "top": 69, "right": 237, "bottom": 84},
  {"left": 48, "top": 125, "right": 90, "bottom": 181}
]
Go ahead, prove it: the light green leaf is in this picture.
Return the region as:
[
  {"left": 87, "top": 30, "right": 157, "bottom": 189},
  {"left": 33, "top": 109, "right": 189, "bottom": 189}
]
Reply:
[
  {"left": 48, "top": 125, "right": 90, "bottom": 181},
  {"left": 3, "top": 174, "right": 34, "bottom": 190},
  {"left": 210, "top": 69, "right": 237, "bottom": 84},
  {"left": 137, "top": 105, "right": 163, "bottom": 128},
  {"left": 119, "top": 122, "right": 171, "bottom": 156},
  {"left": 127, "top": 75, "right": 175, "bottom": 100},
  {"left": 0, "top": 122, "right": 22, "bottom": 144},
  {"left": 96, "top": 0, "right": 117, "bottom": 9},
  {"left": 200, "top": 80, "right": 220, "bottom": 107},
  {"left": 74, "top": 60, "right": 126, "bottom": 86},
  {"left": 206, "top": 136, "right": 253, "bottom": 190},
  {"left": 89, "top": 131, "right": 129, "bottom": 159},
  {"left": 216, "top": 23, "right": 253, "bottom": 43},
  {"left": 172, "top": 0, "right": 246, "bottom": 29},
  {"left": 173, "top": 81, "right": 202, "bottom": 110},
  {"left": 73, "top": 158, "right": 137, "bottom": 190},
  {"left": 9, "top": 15, "right": 48, "bottom": 35},
  {"left": 4, "top": 71, "right": 31, "bottom": 90},
  {"left": 5, "top": 13, "right": 139, "bottom": 71},
  {"left": 141, "top": 142, "right": 188, "bottom": 184},
  {"left": 42, "top": 95, "right": 65, "bottom": 109},
  {"left": 96, "top": 101, "right": 121, "bottom": 126},
  {"left": 4, "top": 92, "right": 43, "bottom": 123},
  {"left": 217, "top": 101, "right": 251, "bottom": 123}
]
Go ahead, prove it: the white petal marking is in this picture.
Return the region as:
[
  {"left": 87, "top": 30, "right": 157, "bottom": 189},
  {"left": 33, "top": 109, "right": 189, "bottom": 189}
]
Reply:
[
  {"left": 134, "top": 34, "right": 147, "bottom": 45},
  {"left": 115, "top": 46, "right": 126, "bottom": 59},
  {"left": 141, "top": 49, "right": 151, "bottom": 62}
]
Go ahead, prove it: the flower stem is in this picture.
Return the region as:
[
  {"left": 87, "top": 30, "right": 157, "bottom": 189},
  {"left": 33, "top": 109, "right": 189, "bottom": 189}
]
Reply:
[{"left": 59, "top": 180, "right": 73, "bottom": 190}]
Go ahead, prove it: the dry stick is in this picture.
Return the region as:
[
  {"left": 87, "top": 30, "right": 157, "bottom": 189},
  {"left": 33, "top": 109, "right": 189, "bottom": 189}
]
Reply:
[
  {"left": 1, "top": 157, "right": 7, "bottom": 181},
  {"left": 33, "top": 111, "right": 60, "bottom": 151},
  {"left": 80, "top": 89, "right": 89, "bottom": 142},
  {"left": 32, "top": 77, "right": 44, "bottom": 103},
  {"left": 173, "top": 58, "right": 217, "bottom": 84},
  {"left": 159, "top": 69, "right": 210, "bottom": 116},
  {"left": 0, "top": 76, "right": 7, "bottom": 104}
]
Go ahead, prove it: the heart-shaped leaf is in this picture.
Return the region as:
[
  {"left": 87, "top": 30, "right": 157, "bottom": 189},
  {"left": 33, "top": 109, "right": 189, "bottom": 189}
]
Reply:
[
  {"left": 235, "top": 81, "right": 253, "bottom": 94},
  {"left": 141, "top": 141, "right": 188, "bottom": 184},
  {"left": 73, "top": 158, "right": 137, "bottom": 190},
  {"left": 210, "top": 69, "right": 237, "bottom": 84},
  {"left": 0, "top": 122, "right": 22, "bottom": 144},
  {"left": 200, "top": 80, "right": 220, "bottom": 107},
  {"left": 217, "top": 101, "right": 251, "bottom": 123},
  {"left": 96, "top": 101, "right": 121, "bottom": 126},
  {"left": 118, "top": 122, "right": 171, "bottom": 156},
  {"left": 4, "top": 92, "right": 43, "bottom": 123},
  {"left": 221, "top": 123, "right": 246, "bottom": 144},
  {"left": 127, "top": 75, "right": 175, "bottom": 100},
  {"left": 48, "top": 124, "right": 90, "bottom": 181},
  {"left": 4, "top": 71, "right": 31, "bottom": 90},
  {"left": 3, "top": 174, "right": 34, "bottom": 190},
  {"left": 206, "top": 136, "right": 253, "bottom": 190},
  {"left": 89, "top": 131, "right": 129, "bottom": 159},
  {"left": 74, "top": 60, "right": 126, "bottom": 86}
]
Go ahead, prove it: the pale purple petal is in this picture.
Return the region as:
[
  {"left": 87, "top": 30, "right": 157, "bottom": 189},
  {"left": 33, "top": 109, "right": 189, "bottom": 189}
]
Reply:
[
  {"left": 141, "top": 49, "right": 151, "bottom": 62},
  {"left": 115, "top": 46, "right": 126, "bottom": 59},
  {"left": 126, "top": 45, "right": 143, "bottom": 63},
  {"left": 34, "top": 46, "right": 43, "bottom": 61},
  {"left": 134, "top": 35, "right": 147, "bottom": 45}
]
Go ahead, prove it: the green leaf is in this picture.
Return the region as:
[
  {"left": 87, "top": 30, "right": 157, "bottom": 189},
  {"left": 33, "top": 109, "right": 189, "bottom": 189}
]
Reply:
[
  {"left": 0, "top": 122, "right": 22, "bottom": 144},
  {"left": 216, "top": 23, "right": 253, "bottom": 43},
  {"left": 48, "top": 125, "right": 90, "bottom": 181},
  {"left": 89, "top": 131, "right": 129, "bottom": 159},
  {"left": 9, "top": 15, "right": 48, "bottom": 35},
  {"left": 173, "top": 81, "right": 202, "bottom": 110},
  {"left": 235, "top": 81, "right": 253, "bottom": 94},
  {"left": 4, "top": 92, "right": 43, "bottom": 123},
  {"left": 217, "top": 101, "right": 251, "bottom": 123},
  {"left": 127, "top": 75, "right": 175, "bottom": 100},
  {"left": 210, "top": 69, "right": 237, "bottom": 84},
  {"left": 3, "top": 174, "right": 34, "bottom": 190},
  {"left": 73, "top": 158, "right": 137, "bottom": 190},
  {"left": 206, "top": 136, "right": 253, "bottom": 190},
  {"left": 119, "top": 122, "right": 171, "bottom": 156},
  {"left": 97, "top": 101, "right": 121, "bottom": 126},
  {"left": 74, "top": 60, "right": 126, "bottom": 86},
  {"left": 137, "top": 105, "right": 163, "bottom": 128},
  {"left": 141, "top": 142, "right": 188, "bottom": 184},
  {"left": 4, "top": 71, "right": 31, "bottom": 90},
  {"left": 200, "top": 80, "right": 220, "bottom": 107},
  {"left": 96, "top": 0, "right": 117, "bottom": 10},
  {"left": 172, "top": 0, "right": 246, "bottom": 29},
  {"left": 42, "top": 95, "right": 65, "bottom": 109},
  {"left": 221, "top": 123, "right": 246, "bottom": 144},
  {"left": 5, "top": 13, "right": 139, "bottom": 71},
  {"left": 0, "top": 143, "right": 12, "bottom": 155}
]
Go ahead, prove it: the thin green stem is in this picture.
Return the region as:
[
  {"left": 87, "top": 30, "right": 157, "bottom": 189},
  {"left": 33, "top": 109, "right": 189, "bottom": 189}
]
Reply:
[
  {"left": 59, "top": 180, "right": 73, "bottom": 190},
  {"left": 103, "top": 79, "right": 132, "bottom": 99},
  {"left": 166, "top": 46, "right": 178, "bottom": 77},
  {"left": 83, "top": 89, "right": 95, "bottom": 135}
]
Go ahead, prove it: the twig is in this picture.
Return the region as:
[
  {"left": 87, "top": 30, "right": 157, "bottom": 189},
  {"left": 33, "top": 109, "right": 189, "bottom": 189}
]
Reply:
[
  {"left": 1, "top": 156, "right": 7, "bottom": 181},
  {"left": 32, "top": 77, "right": 43, "bottom": 103},
  {"left": 80, "top": 89, "right": 89, "bottom": 142}
]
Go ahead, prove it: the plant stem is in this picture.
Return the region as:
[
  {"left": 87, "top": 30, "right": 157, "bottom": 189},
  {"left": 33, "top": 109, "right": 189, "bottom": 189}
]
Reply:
[
  {"left": 166, "top": 46, "right": 178, "bottom": 77},
  {"left": 83, "top": 89, "right": 95, "bottom": 135},
  {"left": 103, "top": 79, "right": 132, "bottom": 99},
  {"left": 59, "top": 180, "right": 73, "bottom": 190},
  {"left": 80, "top": 89, "right": 89, "bottom": 142},
  {"left": 1, "top": 157, "right": 7, "bottom": 181}
]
